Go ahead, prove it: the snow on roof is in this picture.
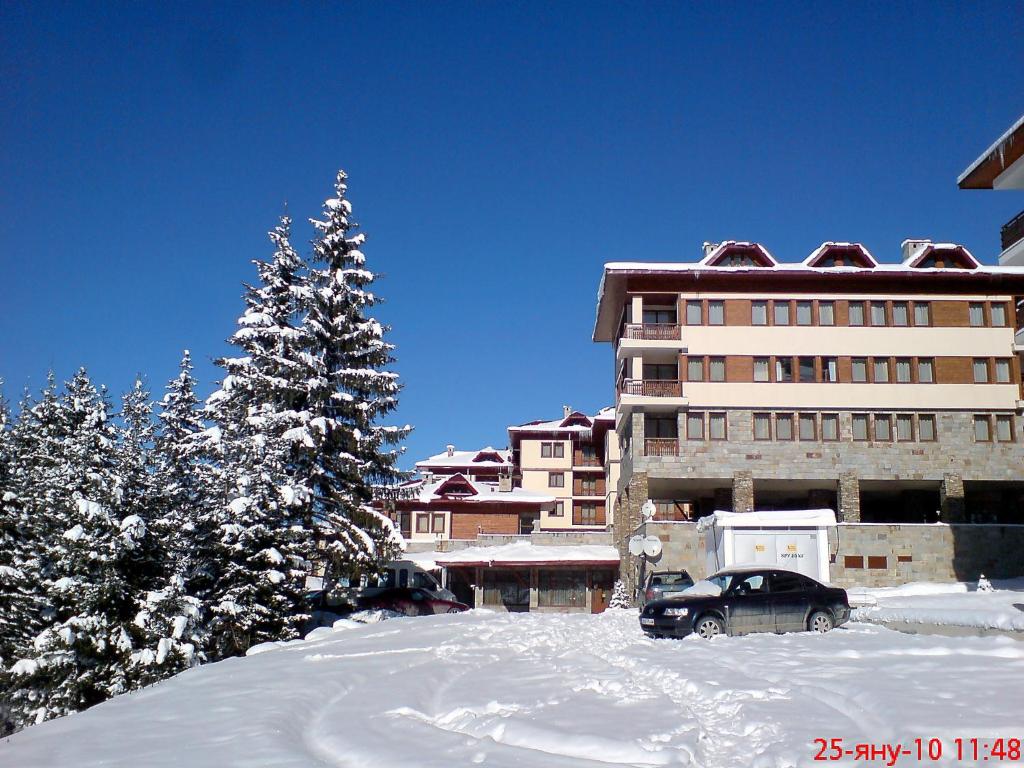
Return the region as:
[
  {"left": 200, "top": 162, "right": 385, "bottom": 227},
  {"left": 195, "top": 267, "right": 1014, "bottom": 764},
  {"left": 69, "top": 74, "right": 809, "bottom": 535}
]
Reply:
[
  {"left": 699, "top": 241, "right": 778, "bottom": 267},
  {"left": 433, "top": 542, "right": 620, "bottom": 567},
  {"left": 508, "top": 408, "right": 613, "bottom": 433},
  {"left": 412, "top": 475, "right": 555, "bottom": 505},
  {"left": 696, "top": 509, "right": 837, "bottom": 531},
  {"left": 958, "top": 113, "right": 1024, "bottom": 185},
  {"left": 415, "top": 447, "right": 512, "bottom": 468},
  {"left": 802, "top": 242, "right": 879, "bottom": 268},
  {"left": 602, "top": 259, "right": 1024, "bottom": 275}
]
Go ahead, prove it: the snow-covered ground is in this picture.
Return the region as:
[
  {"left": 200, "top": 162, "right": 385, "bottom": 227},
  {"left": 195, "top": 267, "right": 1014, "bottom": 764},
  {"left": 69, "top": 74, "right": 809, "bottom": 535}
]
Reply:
[
  {"left": 850, "top": 578, "right": 1024, "bottom": 632},
  {"left": 4, "top": 611, "right": 1024, "bottom": 768}
]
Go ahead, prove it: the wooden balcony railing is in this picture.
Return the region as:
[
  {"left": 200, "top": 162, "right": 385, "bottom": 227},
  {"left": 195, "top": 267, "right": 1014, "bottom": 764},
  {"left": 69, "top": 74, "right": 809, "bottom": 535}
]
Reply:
[
  {"left": 624, "top": 323, "right": 682, "bottom": 341},
  {"left": 644, "top": 438, "right": 679, "bottom": 457},
  {"left": 1002, "top": 210, "right": 1024, "bottom": 252},
  {"left": 620, "top": 379, "right": 683, "bottom": 397}
]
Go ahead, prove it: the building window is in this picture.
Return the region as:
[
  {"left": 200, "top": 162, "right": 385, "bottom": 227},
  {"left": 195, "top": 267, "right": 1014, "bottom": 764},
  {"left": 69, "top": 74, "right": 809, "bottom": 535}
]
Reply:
[
  {"left": 873, "top": 358, "right": 890, "bottom": 383},
  {"left": 852, "top": 358, "right": 868, "bottom": 383},
  {"left": 541, "top": 442, "right": 552, "bottom": 458},
  {"left": 870, "top": 302, "right": 887, "bottom": 326},
  {"left": 415, "top": 513, "right": 431, "bottom": 534},
  {"left": 895, "top": 358, "right": 912, "bottom": 383},
  {"left": 821, "top": 413, "right": 839, "bottom": 441},
  {"left": 754, "top": 357, "right": 770, "bottom": 382},
  {"left": 796, "top": 301, "right": 812, "bottom": 325},
  {"left": 852, "top": 414, "right": 869, "bottom": 441},
  {"left": 538, "top": 569, "right": 587, "bottom": 607},
  {"left": 432, "top": 513, "right": 446, "bottom": 533},
  {"left": 645, "top": 414, "right": 677, "bottom": 438},
  {"left": 709, "top": 412, "right": 727, "bottom": 440},
  {"left": 773, "top": 301, "right": 791, "bottom": 326},
  {"left": 548, "top": 472, "right": 565, "bottom": 488},
  {"left": 686, "top": 413, "right": 704, "bottom": 440},
  {"left": 752, "top": 301, "right": 768, "bottom": 325},
  {"left": 686, "top": 301, "right": 703, "bottom": 325},
  {"left": 798, "top": 413, "right": 816, "bottom": 441},
  {"left": 918, "top": 358, "right": 935, "bottom": 383},
  {"left": 892, "top": 302, "right": 909, "bottom": 326},
  {"left": 753, "top": 412, "right": 771, "bottom": 440},
  {"left": 580, "top": 476, "right": 598, "bottom": 495},
  {"left": 849, "top": 302, "right": 865, "bottom": 326},
  {"left": 995, "top": 358, "right": 1012, "bottom": 383},
  {"left": 974, "top": 415, "right": 991, "bottom": 442},
  {"left": 914, "top": 302, "right": 931, "bottom": 326},
  {"left": 554, "top": 442, "right": 565, "bottom": 457},
  {"left": 798, "top": 356, "right": 816, "bottom": 382},
  {"left": 643, "top": 308, "right": 676, "bottom": 324},
  {"left": 996, "top": 415, "right": 1014, "bottom": 442},
  {"left": 686, "top": 357, "right": 704, "bottom": 382},
  {"left": 709, "top": 357, "right": 726, "bottom": 382},
  {"left": 822, "top": 357, "right": 838, "bottom": 382},
  {"left": 969, "top": 302, "right": 985, "bottom": 327},
  {"left": 776, "top": 357, "right": 794, "bottom": 383},
  {"left": 973, "top": 358, "right": 989, "bottom": 384},
  {"left": 918, "top": 415, "right": 936, "bottom": 442},
  {"left": 776, "top": 413, "right": 794, "bottom": 440},
  {"left": 896, "top": 414, "right": 913, "bottom": 441},
  {"left": 708, "top": 300, "right": 724, "bottom": 325},
  {"left": 550, "top": 501, "right": 565, "bottom": 517},
  {"left": 991, "top": 303, "right": 1008, "bottom": 327},
  {"left": 818, "top": 301, "right": 835, "bottom": 326},
  {"left": 541, "top": 441, "right": 565, "bottom": 458},
  {"left": 874, "top": 414, "right": 892, "bottom": 441}
]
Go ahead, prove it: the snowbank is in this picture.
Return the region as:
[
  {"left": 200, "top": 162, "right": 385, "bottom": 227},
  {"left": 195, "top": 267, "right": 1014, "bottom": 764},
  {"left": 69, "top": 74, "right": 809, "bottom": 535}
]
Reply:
[
  {"left": 5, "top": 611, "right": 1024, "bottom": 767},
  {"left": 851, "top": 578, "right": 1024, "bottom": 631}
]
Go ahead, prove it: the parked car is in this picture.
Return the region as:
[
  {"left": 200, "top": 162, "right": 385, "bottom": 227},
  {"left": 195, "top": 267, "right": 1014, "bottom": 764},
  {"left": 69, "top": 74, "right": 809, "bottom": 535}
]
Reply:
[
  {"left": 357, "top": 587, "right": 469, "bottom": 617},
  {"left": 639, "top": 566, "right": 850, "bottom": 639},
  {"left": 642, "top": 570, "right": 695, "bottom": 605}
]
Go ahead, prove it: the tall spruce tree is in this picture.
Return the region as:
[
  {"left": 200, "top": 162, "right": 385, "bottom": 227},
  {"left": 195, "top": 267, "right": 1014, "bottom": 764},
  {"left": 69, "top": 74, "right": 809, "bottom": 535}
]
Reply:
[
  {"left": 203, "top": 216, "right": 317, "bottom": 658},
  {"left": 299, "top": 170, "right": 410, "bottom": 579},
  {"left": 7, "top": 370, "right": 149, "bottom": 727}
]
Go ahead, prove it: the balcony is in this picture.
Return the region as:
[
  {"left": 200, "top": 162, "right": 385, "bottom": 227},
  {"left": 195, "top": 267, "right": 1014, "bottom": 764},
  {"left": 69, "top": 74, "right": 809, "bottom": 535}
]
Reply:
[
  {"left": 1002, "top": 210, "right": 1024, "bottom": 251},
  {"left": 620, "top": 379, "right": 683, "bottom": 397},
  {"left": 623, "top": 323, "right": 681, "bottom": 341},
  {"left": 644, "top": 438, "right": 679, "bottom": 457}
]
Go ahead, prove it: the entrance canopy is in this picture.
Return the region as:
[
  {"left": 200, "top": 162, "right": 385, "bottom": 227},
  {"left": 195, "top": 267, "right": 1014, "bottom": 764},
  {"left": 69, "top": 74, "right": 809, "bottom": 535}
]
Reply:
[
  {"left": 697, "top": 509, "right": 836, "bottom": 531},
  {"left": 433, "top": 542, "right": 620, "bottom": 568}
]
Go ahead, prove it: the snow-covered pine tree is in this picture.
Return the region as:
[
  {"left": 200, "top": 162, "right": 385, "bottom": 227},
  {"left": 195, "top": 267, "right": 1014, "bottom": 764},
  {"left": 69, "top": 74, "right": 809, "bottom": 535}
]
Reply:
[
  {"left": 608, "top": 580, "right": 632, "bottom": 609},
  {"left": 203, "top": 216, "right": 319, "bottom": 659},
  {"left": 7, "top": 370, "right": 149, "bottom": 727},
  {"left": 298, "top": 170, "right": 411, "bottom": 582}
]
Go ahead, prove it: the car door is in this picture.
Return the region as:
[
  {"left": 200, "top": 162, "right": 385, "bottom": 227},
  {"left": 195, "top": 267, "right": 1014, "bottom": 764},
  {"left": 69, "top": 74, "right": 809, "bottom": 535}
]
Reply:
[
  {"left": 768, "top": 571, "right": 812, "bottom": 633},
  {"left": 723, "top": 572, "right": 774, "bottom": 635}
]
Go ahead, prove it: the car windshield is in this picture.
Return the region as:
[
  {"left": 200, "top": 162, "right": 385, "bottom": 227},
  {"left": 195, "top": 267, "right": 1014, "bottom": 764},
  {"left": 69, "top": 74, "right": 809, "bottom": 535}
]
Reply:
[
  {"left": 652, "top": 573, "right": 692, "bottom": 587},
  {"left": 681, "top": 577, "right": 726, "bottom": 596}
]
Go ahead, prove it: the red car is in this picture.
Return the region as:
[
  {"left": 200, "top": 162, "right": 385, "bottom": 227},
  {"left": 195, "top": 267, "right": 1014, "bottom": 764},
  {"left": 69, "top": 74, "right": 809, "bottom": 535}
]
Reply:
[{"left": 357, "top": 587, "right": 469, "bottom": 616}]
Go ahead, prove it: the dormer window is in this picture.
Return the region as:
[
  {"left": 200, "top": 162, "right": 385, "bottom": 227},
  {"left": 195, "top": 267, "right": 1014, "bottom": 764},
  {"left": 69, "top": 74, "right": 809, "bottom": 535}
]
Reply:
[{"left": 804, "top": 243, "right": 878, "bottom": 269}]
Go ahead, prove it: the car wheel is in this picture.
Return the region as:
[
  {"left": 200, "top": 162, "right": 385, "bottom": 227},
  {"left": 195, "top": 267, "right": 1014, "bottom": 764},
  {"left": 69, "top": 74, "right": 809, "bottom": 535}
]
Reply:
[
  {"left": 808, "top": 610, "right": 834, "bottom": 633},
  {"left": 446, "top": 607, "right": 460, "bottom": 614},
  {"left": 695, "top": 615, "right": 724, "bottom": 639}
]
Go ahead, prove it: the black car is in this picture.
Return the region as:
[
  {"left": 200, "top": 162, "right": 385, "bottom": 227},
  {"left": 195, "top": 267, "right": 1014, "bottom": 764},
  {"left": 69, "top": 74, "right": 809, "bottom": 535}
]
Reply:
[{"left": 640, "top": 567, "right": 850, "bottom": 639}]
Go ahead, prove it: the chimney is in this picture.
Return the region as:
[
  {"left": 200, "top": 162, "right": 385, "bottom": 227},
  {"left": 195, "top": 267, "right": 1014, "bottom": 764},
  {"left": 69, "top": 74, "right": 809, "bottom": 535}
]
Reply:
[
  {"left": 901, "top": 238, "right": 932, "bottom": 264},
  {"left": 498, "top": 475, "right": 512, "bottom": 492},
  {"left": 703, "top": 241, "right": 719, "bottom": 258},
  {"left": 446, "top": 444, "right": 455, "bottom": 457},
  {"left": 563, "top": 405, "right": 572, "bottom": 418}
]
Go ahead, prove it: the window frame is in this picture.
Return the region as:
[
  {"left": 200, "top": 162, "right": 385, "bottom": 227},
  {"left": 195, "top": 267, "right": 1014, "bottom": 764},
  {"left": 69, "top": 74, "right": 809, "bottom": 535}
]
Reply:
[
  {"left": 895, "top": 414, "right": 914, "bottom": 442},
  {"left": 917, "top": 414, "right": 936, "bottom": 442},
  {"left": 821, "top": 413, "right": 839, "bottom": 442},
  {"left": 753, "top": 357, "right": 770, "bottom": 382},
  {"left": 708, "top": 356, "right": 726, "bottom": 382},
  {"left": 707, "top": 300, "right": 725, "bottom": 326},
  {"left": 548, "top": 471, "right": 565, "bottom": 488},
  {"left": 995, "top": 358, "right": 1011, "bottom": 384},
  {"left": 775, "top": 412, "right": 794, "bottom": 441},
  {"left": 773, "top": 300, "right": 791, "bottom": 326},
  {"left": 873, "top": 414, "right": 892, "bottom": 442},
  {"left": 973, "top": 414, "right": 992, "bottom": 442},
  {"left": 686, "top": 356, "right": 704, "bottom": 382},
  {"left": 969, "top": 302, "right": 986, "bottom": 327},
  {"left": 996, "top": 414, "right": 1014, "bottom": 443},
  {"left": 798, "top": 412, "right": 817, "bottom": 441},
  {"left": 852, "top": 413, "right": 870, "bottom": 441},
  {"left": 795, "top": 301, "right": 813, "bottom": 326},
  {"left": 918, "top": 358, "right": 935, "bottom": 384},
  {"left": 892, "top": 301, "right": 909, "bottom": 327},
  {"left": 848, "top": 301, "right": 865, "bottom": 326},
  {"left": 872, "top": 357, "right": 890, "bottom": 383},
  {"left": 869, "top": 301, "right": 887, "bottom": 327},
  {"left": 708, "top": 412, "right": 727, "bottom": 441},
  {"left": 973, "top": 358, "right": 990, "bottom": 384},
  {"left": 686, "top": 412, "right": 705, "bottom": 441},
  {"left": 751, "top": 301, "right": 768, "bottom": 326},
  {"left": 818, "top": 301, "right": 835, "bottom": 326},
  {"left": 851, "top": 357, "right": 868, "bottom": 383},
  {"left": 685, "top": 301, "right": 703, "bottom": 326},
  {"left": 913, "top": 301, "right": 931, "bottom": 327},
  {"left": 753, "top": 412, "right": 772, "bottom": 441}
]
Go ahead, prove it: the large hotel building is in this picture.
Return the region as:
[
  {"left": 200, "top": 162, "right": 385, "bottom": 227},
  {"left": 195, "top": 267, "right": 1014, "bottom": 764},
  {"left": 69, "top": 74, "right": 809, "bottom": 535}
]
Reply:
[{"left": 595, "top": 239, "right": 1024, "bottom": 588}]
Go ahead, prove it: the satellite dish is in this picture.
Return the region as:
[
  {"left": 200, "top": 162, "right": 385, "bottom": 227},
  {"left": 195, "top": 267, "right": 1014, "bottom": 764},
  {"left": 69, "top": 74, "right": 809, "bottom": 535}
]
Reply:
[
  {"left": 628, "top": 535, "right": 645, "bottom": 556},
  {"left": 643, "top": 535, "right": 663, "bottom": 558},
  {"left": 641, "top": 500, "right": 656, "bottom": 521}
]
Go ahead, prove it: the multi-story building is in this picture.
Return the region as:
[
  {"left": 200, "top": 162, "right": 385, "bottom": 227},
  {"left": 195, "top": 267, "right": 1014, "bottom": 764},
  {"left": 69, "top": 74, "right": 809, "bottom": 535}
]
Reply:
[
  {"left": 508, "top": 406, "right": 618, "bottom": 531},
  {"left": 594, "top": 239, "right": 1024, "bottom": 588},
  {"left": 414, "top": 445, "right": 513, "bottom": 483}
]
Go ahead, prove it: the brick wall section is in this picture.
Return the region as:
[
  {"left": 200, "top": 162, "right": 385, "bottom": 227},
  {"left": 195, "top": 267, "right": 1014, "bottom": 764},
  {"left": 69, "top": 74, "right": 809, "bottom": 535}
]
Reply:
[
  {"left": 828, "top": 524, "right": 1024, "bottom": 587},
  {"left": 838, "top": 472, "right": 861, "bottom": 522},
  {"left": 647, "top": 522, "right": 707, "bottom": 580},
  {"left": 940, "top": 473, "right": 966, "bottom": 523},
  {"left": 615, "top": 471, "right": 648, "bottom": 595},
  {"left": 732, "top": 471, "right": 754, "bottom": 513},
  {"left": 450, "top": 511, "right": 519, "bottom": 539},
  {"left": 631, "top": 410, "right": 1024, "bottom": 483}
]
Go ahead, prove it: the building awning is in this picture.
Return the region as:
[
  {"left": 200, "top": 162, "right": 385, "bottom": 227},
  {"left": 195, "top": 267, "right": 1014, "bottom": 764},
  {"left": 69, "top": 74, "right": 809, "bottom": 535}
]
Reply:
[
  {"left": 697, "top": 509, "right": 837, "bottom": 531},
  {"left": 432, "top": 542, "right": 620, "bottom": 568}
]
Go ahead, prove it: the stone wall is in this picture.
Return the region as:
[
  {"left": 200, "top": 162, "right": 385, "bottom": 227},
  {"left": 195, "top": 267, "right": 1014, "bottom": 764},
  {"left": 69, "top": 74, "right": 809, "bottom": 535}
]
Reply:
[
  {"left": 628, "top": 409, "right": 1024, "bottom": 483},
  {"left": 633, "top": 521, "right": 1024, "bottom": 588},
  {"left": 827, "top": 523, "right": 1024, "bottom": 587}
]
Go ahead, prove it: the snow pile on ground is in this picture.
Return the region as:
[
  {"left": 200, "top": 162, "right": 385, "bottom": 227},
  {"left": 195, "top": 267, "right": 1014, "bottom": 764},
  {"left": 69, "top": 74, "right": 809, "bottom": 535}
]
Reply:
[
  {"left": 851, "top": 578, "right": 1024, "bottom": 631},
  {"left": 5, "top": 611, "right": 1024, "bottom": 767}
]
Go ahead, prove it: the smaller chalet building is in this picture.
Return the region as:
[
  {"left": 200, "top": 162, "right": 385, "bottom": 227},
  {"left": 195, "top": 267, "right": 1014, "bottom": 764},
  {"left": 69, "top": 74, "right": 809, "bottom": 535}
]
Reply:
[{"left": 392, "top": 472, "right": 556, "bottom": 542}]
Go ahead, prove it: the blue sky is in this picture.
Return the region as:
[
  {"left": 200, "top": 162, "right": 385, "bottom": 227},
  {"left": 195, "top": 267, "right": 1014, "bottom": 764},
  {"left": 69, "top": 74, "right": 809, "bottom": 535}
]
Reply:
[{"left": 1, "top": 2, "right": 1021, "bottom": 467}]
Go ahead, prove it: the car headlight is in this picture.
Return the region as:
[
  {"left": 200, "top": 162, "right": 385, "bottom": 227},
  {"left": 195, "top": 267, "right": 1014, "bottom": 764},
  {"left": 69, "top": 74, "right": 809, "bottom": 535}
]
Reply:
[{"left": 663, "top": 607, "right": 689, "bottom": 617}]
